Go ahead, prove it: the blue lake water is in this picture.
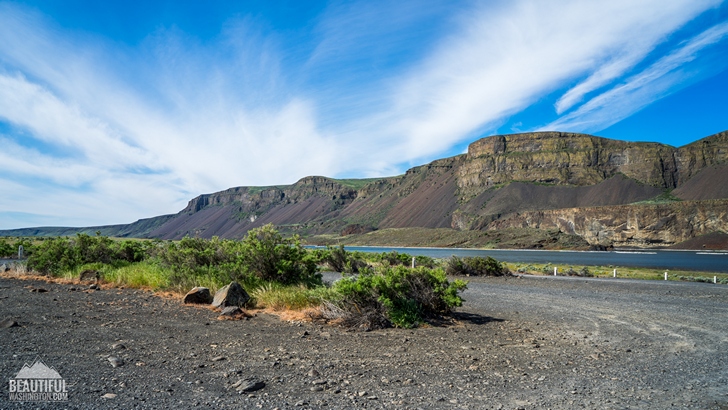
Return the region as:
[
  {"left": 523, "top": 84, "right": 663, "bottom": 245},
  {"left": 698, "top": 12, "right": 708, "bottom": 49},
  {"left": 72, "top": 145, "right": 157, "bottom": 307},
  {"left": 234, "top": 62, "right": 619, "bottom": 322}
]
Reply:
[{"left": 308, "top": 246, "right": 728, "bottom": 273}]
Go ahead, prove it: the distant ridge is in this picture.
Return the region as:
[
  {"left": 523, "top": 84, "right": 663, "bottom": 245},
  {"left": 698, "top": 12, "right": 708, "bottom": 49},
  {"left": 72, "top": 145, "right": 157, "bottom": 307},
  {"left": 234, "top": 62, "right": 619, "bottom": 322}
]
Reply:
[{"left": 2, "top": 131, "right": 727, "bottom": 249}]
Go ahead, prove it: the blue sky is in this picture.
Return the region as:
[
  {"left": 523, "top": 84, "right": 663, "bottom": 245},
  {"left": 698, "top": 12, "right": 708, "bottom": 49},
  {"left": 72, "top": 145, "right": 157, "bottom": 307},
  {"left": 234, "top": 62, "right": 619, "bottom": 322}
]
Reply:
[{"left": 0, "top": 0, "right": 727, "bottom": 229}]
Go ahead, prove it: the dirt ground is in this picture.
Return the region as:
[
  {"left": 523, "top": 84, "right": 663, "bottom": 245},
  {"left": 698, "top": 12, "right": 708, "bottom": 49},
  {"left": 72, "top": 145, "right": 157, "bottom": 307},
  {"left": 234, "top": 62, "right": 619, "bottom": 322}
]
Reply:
[{"left": 1, "top": 272, "right": 727, "bottom": 409}]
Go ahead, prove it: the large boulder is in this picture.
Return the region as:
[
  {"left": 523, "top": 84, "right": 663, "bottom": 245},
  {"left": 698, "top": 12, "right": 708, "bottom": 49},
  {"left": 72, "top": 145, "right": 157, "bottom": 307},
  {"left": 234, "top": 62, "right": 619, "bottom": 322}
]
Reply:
[
  {"left": 212, "top": 282, "right": 250, "bottom": 308},
  {"left": 183, "top": 287, "right": 213, "bottom": 304}
]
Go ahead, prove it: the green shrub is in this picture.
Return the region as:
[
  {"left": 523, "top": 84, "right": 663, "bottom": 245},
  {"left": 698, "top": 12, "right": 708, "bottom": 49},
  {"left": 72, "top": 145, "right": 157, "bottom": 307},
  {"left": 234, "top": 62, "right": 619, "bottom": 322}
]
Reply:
[
  {"left": 27, "top": 237, "right": 79, "bottom": 275},
  {"left": 314, "top": 245, "right": 368, "bottom": 274},
  {"left": 238, "top": 224, "right": 320, "bottom": 286},
  {"left": 324, "top": 265, "right": 467, "bottom": 329},
  {"left": 153, "top": 224, "right": 321, "bottom": 289},
  {"left": 445, "top": 256, "right": 509, "bottom": 276},
  {"left": 378, "top": 250, "right": 413, "bottom": 266},
  {"left": 0, "top": 239, "right": 14, "bottom": 258}
]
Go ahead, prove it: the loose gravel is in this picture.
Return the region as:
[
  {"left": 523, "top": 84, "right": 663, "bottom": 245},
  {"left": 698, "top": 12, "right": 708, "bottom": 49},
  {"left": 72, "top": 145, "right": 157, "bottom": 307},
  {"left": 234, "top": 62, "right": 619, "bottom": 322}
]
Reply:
[{"left": 1, "top": 273, "right": 726, "bottom": 409}]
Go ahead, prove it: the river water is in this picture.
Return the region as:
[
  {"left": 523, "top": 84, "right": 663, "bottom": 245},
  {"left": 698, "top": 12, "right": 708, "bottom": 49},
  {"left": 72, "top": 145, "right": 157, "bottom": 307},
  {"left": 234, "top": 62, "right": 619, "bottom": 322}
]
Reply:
[
  {"left": 4, "top": 247, "right": 727, "bottom": 272},
  {"left": 309, "top": 246, "right": 728, "bottom": 273}
]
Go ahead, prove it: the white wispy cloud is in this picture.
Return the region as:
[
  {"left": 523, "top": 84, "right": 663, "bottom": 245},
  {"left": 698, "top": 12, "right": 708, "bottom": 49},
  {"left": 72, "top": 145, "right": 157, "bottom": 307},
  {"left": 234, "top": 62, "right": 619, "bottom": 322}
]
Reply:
[
  {"left": 544, "top": 21, "right": 728, "bottom": 134},
  {"left": 0, "top": 0, "right": 724, "bottom": 229}
]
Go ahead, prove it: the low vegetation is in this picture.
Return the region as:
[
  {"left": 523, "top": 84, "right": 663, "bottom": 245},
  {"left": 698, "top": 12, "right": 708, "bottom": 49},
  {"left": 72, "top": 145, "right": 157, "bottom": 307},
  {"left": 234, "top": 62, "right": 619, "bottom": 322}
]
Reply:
[
  {"left": 509, "top": 262, "right": 728, "bottom": 283},
  {"left": 445, "top": 255, "right": 510, "bottom": 276},
  {"left": 322, "top": 265, "right": 467, "bottom": 329},
  {"left": 13, "top": 226, "right": 468, "bottom": 329}
]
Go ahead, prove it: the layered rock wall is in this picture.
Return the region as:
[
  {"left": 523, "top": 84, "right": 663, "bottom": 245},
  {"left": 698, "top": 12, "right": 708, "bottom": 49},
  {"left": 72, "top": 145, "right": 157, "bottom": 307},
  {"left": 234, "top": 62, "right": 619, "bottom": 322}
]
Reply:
[{"left": 487, "top": 199, "right": 728, "bottom": 247}]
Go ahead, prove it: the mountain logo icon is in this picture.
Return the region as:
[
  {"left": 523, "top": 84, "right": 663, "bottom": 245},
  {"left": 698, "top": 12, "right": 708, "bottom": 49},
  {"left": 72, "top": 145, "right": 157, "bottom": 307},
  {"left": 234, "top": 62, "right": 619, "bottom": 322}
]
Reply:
[{"left": 14, "top": 359, "right": 62, "bottom": 379}]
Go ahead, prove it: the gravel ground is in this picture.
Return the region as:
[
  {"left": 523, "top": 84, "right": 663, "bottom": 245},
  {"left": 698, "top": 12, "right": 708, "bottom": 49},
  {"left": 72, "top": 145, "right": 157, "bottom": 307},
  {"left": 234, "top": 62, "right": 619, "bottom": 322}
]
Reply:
[{"left": 0, "top": 272, "right": 726, "bottom": 409}]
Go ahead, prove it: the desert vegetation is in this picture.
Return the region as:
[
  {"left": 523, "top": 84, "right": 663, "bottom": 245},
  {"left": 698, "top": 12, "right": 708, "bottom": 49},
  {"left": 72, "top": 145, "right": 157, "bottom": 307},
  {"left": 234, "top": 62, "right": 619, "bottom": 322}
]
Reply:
[{"left": 16, "top": 225, "right": 470, "bottom": 329}]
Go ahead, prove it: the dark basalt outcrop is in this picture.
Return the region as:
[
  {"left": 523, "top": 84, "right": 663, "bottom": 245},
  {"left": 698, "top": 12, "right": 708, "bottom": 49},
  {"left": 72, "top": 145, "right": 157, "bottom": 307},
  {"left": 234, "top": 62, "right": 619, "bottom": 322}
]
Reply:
[{"left": 3, "top": 131, "right": 727, "bottom": 249}]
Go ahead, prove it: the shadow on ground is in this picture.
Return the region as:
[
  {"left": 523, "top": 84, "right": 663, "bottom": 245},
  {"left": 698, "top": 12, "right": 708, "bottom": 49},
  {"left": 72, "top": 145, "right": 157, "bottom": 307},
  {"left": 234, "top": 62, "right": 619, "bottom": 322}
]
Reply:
[{"left": 451, "top": 311, "right": 504, "bottom": 325}]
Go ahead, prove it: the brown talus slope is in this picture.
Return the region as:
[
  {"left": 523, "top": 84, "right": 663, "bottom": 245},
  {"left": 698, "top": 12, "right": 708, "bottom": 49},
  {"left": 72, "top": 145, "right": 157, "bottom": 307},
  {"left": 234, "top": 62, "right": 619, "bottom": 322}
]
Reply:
[{"left": 3, "top": 131, "right": 727, "bottom": 249}]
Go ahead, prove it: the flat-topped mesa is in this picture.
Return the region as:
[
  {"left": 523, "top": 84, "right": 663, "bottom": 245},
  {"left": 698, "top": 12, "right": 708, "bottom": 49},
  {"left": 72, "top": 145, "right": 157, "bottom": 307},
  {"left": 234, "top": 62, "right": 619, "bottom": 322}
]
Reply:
[
  {"left": 181, "top": 176, "right": 359, "bottom": 215},
  {"left": 287, "top": 176, "right": 358, "bottom": 202},
  {"left": 182, "top": 186, "right": 287, "bottom": 214},
  {"left": 459, "top": 132, "right": 679, "bottom": 192}
]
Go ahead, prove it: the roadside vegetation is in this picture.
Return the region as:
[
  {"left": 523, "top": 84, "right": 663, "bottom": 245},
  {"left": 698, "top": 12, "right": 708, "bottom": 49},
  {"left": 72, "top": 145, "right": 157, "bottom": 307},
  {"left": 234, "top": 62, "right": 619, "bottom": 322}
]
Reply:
[
  {"left": 8, "top": 225, "right": 468, "bottom": 329},
  {"left": 507, "top": 262, "right": 728, "bottom": 284},
  {"left": 5, "top": 230, "right": 726, "bottom": 329}
]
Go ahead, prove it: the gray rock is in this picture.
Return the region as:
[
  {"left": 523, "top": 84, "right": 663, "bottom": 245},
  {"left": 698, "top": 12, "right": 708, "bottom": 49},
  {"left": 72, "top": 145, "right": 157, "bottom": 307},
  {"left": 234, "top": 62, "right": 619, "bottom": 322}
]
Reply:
[
  {"left": 0, "top": 264, "right": 9, "bottom": 272},
  {"left": 0, "top": 319, "right": 19, "bottom": 328},
  {"left": 212, "top": 282, "right": 250, "bottom": 308},
  {"left": 183, "top": 287, "right": 213, "bottom": 304},
  {"left": 235, "top": 379, "right": 265, "bottom": 392},
  {"left": 108, "top": 357, "right": 124, "bottom": 367},
  {"left": 79, "top": 269, "right": 100, "bottom": 283}
]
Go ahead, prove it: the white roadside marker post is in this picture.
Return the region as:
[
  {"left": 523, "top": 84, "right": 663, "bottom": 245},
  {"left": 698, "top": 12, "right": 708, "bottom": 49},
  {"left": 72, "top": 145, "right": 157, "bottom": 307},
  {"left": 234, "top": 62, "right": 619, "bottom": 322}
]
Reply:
[
  {"left": 412, "top": 257, "right": 415, "bottom": 269},
  {"left": 613, "top": 269, "right": 616, "bottom": 278},
  {"left": 554, "top": 267, "right": 557, "bottom": 276},
  {"left": 715, "top": 276, "right": 717, "bottom": 284},
  {"left": 664, "top": 272, "right": 668, "bottom": 281}
]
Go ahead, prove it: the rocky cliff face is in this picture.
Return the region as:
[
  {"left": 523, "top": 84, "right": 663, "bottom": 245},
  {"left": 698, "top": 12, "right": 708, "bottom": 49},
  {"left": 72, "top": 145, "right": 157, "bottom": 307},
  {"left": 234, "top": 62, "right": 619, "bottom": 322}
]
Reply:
[
  {"left": 458, "top": 131, "right": 728, "bottom": 195},
  {"left": 9, "top": 131, "right": 726, "bottom": 248},
  {"left": 145, "top": 130, "right": 728, "bottom": 246},
  {"left": 487, "top": 199, "right": 728, "bottom": 247}
]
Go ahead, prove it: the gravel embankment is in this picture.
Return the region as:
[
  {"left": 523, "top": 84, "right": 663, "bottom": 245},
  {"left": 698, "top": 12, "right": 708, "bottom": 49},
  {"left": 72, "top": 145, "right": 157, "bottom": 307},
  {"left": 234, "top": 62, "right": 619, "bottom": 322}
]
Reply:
[{"left": 1, "top": 273, "right": 726, "bottom": 409}]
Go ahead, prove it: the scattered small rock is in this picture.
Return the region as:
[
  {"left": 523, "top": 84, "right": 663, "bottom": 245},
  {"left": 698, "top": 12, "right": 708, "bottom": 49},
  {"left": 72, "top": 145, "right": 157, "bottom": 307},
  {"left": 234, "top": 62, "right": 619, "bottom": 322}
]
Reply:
[
  {"left": 89, "top": 284, "right": 99, "bottom": 290},
  {"left": 0, "top": 319, "right": 19, "bottom": 328},
  {"left": 30, "top": 287, "right": 48, "bottom": 293},
  {"left": 235, "top": 379, "right": 265, "bottom": 393},
  {"left": 211, "top": 356, "right": 226, "bottom": 362},
  {"left": 183, "top": 287, "right": 213, "bottom": 304},
  {"left": 111, "top": 343, "right": 126, "bottom": 350},
  {"left": 108, "top": 357, "right": 124, "bottom": 368},
  {"left": 101, "top": 393, "right": 117, "bottom": 399},
  {"left": 0, "top": 264, "right": 9, "bottom": 272}
]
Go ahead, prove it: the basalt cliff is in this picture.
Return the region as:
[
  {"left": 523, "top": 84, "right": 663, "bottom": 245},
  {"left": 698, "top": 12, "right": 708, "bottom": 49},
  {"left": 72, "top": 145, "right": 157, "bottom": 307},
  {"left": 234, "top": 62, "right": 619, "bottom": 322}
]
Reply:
[{"left": 4, "top": 131, "right": 728, "bottom": 249}]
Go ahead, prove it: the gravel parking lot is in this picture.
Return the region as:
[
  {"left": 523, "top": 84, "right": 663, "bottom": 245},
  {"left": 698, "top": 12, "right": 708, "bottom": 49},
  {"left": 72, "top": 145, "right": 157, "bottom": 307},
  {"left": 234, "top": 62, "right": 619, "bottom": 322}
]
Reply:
[{"left": 1, "top": 273, "right": 726, "bottom": 409}]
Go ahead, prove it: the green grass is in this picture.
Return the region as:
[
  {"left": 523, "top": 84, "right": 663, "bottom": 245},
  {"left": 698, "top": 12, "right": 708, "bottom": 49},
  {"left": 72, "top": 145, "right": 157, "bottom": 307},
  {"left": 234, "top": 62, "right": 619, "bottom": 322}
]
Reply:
[
  {"left": 250, "top": 283, "right": 337, "bottom": 310},
  {"left": 506, "top": 262, "right": 728, "bottom": 284},
  {"left": 102, "top": 262, "right": 171, "bottom": 289},
  {"left": 245, "top": 185, "right": 291, "bottom": 195},
  {"left": 631, "top": 190, "right": 682, "bottom": 205},
  {"left": 332, "top": 178, "right": 385, "bottom": 190}
]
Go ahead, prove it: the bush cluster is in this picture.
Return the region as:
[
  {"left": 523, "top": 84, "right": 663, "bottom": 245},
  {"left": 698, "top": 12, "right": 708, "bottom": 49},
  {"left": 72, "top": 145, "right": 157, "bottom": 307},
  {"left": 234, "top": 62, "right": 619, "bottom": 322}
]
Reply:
[
  {"left": 324, "top": 265, "right": 467, "bottom": 329},
  {"left": 0, "top": 238, "right": 34, "bottom": 258},
  {"left": 311, "top": 245, "right": 368, "bottom": 274},
  {"left": 148, "top": 225, "right": 321, "bottom": 290},
  {"left": 17, "top": 227, "right": 478, "bottom": 329},
  {"left": 445, "top": 255, "right": 509, "bottom": 276},
  {"left": 565, "top": 266, "right": 593, "bottom": 277},
  {"left": 27, "top": 235, "right": 151, "bottom": 275}
]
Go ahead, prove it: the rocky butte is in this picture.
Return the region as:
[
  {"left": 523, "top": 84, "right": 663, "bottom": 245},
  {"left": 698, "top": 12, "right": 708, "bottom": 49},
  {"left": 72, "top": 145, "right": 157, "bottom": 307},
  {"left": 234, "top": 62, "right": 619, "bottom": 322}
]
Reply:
[{"left": 3, "top": 131, "right": 727, "bottom": 249}]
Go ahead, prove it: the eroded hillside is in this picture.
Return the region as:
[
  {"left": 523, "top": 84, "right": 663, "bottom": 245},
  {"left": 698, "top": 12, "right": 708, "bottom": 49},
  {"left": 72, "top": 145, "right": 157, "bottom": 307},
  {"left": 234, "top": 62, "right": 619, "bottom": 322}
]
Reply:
[{"left": 4, "top": 131, "right": 727, "bottom": 249}]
